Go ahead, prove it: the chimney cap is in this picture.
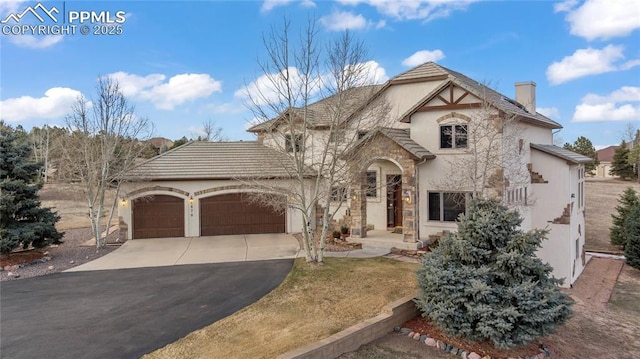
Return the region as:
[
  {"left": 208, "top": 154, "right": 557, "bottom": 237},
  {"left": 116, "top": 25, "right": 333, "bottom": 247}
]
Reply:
[{"left": 514, "top": 81, "right": 536, "bottom": 86}]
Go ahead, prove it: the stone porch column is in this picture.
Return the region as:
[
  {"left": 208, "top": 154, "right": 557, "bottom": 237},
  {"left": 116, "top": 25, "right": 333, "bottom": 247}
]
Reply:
[
  {"left": 350, "top": 172, "right": 367, "bottom": 238},
  {"left": 402, "top": 164, "right": 418, "bottom": 242}
]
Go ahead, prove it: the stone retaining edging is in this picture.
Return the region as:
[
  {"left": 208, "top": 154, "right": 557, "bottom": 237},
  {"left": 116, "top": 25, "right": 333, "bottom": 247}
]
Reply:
[{"left": 277, "top": 294, "right": 420, "bottom": 359}]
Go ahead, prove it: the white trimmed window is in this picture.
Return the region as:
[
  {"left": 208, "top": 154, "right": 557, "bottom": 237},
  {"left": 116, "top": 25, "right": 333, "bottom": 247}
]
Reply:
[{"left": 440, "top": 124, "right": 468, "bottom": 149}]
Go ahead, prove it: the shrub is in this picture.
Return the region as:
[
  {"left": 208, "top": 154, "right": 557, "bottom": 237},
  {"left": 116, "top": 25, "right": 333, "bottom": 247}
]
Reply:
[
  {"left": 624, "top": 203, "right": 640, "bottom": 269},
  {"left": 415, "top": 199, "right": 572, "bottom": 349},
  {"left": 611, "top": 187, "right": 639, "bottom": 248}
]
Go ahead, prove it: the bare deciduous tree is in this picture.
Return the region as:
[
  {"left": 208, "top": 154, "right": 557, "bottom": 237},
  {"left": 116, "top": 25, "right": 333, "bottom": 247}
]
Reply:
[
  {"left": 433, "top": 86, "right": 530, "bottom": 204},
  {"left": 62, "top": 77, "right": 153, "bottom": 248},
  {"left": 239, "top": 18, "right": 391, "bottom": 263},
  {"left": 200, "top": 119, "right": 226, "bottom": 142}
]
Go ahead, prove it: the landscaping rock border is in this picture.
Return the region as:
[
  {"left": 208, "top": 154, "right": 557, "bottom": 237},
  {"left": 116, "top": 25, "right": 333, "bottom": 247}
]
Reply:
[{"left": 392, "top": 327, "right": 551, "bottom": 359}]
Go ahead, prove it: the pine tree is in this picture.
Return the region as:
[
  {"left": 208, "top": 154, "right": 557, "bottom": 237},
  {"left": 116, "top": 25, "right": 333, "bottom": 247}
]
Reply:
[
  {"left": 610, "top": 187, "right": 639, "bottom": 248},
  {"left": 610, "top": 141, "right": 635, "bottom": 179},
  {"left": 415, "top": 199, "right": 572, "bottom": 349},
  {"left": 563, "top": 136, "right": 599, "bottom": 175},
  {"left": 0, "top": 123, "right": 63, "bottom": 255},
  {"left": 623, "top": 203, "right": 640, "bottom": 269}
]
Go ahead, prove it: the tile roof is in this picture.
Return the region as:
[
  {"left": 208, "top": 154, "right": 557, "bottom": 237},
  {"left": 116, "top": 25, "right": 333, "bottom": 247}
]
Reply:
[
  {"left": 247, "top": 85, "right": 383, "bottom": 132},
  {"left": 389, "top": 62, "right": 449, "bottom": 82},
  {"left": 127, "top": 141, "right": 312, "bottom": 180},
  {"left": 346, "top": 128, "right": 435, "bottom": 160},
  {"left": 596, "top": 145, "right": 618, "bottom": 163},
  {"left": 530, "top": 144, "right": 595, "bottom": 164},
  {"left": 380, "top": 128, "right": 436, "bottom": 160},
  {"left": 394, "top": 62, "right": 562, "bottom": 129}
]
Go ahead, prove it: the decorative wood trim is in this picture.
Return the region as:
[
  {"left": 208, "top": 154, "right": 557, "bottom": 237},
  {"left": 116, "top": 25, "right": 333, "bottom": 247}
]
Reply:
[
  {"left": 417, "top": 103, "right": 482, "bottom": 111},
  {"left": 453, "top": 92, "right": 469, "bottom": 104}
]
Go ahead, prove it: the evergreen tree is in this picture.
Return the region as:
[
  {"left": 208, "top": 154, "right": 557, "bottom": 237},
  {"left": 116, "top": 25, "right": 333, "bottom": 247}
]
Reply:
[
  {"left": 169, "top": 136, "right": 189, "bottom": 150},
  {"left": 0, "top": 123, "right": 63, "bottom": 255},
  {"left": 623, "top": 203, "right": 640, "bottom": 269},
  {"left": 610, "top": 141, "right": 635, "bottom": 179},
  {"left": 415, "top": 199, "right": 572, "bottom": 349},
  {"left": 563, "top": 136, "right": 599, "bottom": 175},
  {"left": 611, "top": 187, "right": 639, "bottom": 248}
]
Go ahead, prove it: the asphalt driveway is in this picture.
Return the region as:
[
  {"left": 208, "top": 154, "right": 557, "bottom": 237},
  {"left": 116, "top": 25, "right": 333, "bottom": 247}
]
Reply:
[{"left": 0, "top": 259, "right": 293, "bottom": 359}]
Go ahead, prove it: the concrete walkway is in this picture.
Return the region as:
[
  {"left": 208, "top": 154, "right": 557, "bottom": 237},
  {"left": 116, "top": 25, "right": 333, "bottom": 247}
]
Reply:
[{"left": 66, "top": 233, "right": 300, "bottom": 272}]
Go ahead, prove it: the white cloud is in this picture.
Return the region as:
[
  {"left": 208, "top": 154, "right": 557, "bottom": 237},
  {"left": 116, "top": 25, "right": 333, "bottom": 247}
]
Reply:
[
  {"left": 8, "top": 35, "right": 63, "bottom": 49},
  {"left": 537, "top": 106, "right": 560, "bottom": 119},
  {"left": 545, "top": 45, "right": 639, "bottom": 85},
  {"left": 336, "top": 0, "right": 474, "bottom": 22},
  {"left": 573, "top": 86, "right": 640, "bottom": 122},
  {"left": 260, "top": 0, "right": 293, "bottom": 12},
  {"left": 261, "top": 0, "right": 315, "bottom": 12},
  {"left": 235, "top": 67, "right": 317, "bottom": 106},
  {"left": 401, "top": 49, "right": 445, "bottom": 67},
  {"left": 319, "top": 11, "right": 368, "bottom": 31},
  {"left": 203, "top": 102, "right": 247, "bottom": 115},
  {"left": 107, "top": 72, "right": 222, "bottom": 110},
  {"left": 0, "top": 87, "right": 83, "bottom": 121},
  {"left": 556, "top": 0, "right": 640, "bottom": 41},
  {"left": 235, "top": 61, "right": 387, "bottom": 106},
  {"left": 244, "top": 117, "right": 263, "bottom": 130},
  {"left": 553, "top": 0, "right": 578, "bottom": 13},
  {"left": 359, "top": 60, "right": 388, "bottom": 84}
]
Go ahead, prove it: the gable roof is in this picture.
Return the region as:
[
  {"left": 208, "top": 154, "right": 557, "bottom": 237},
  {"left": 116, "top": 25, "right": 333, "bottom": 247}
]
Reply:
[
  {"left": 394, "top": 62, "right": 561, "bottom": 129},
  {"left": 346, "top": 128, "right": 435, "bottom": 161},
  {"left": 531, "top": 143, "right": 594, "bottom": 164},
  {"left": 247, "top": 85, "right": 383, "bottom": 133},
  {"left": 596, "top": 145, "right": 618, "bottom": 162},
  {"left": 127, "top": 141, "right": 312, "bottom": 180}
]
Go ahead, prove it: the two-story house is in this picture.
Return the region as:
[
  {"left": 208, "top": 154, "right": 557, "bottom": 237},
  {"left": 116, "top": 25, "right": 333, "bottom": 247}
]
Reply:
[{"left": 119, "top": 62, "right": 592, "bottom": 286}]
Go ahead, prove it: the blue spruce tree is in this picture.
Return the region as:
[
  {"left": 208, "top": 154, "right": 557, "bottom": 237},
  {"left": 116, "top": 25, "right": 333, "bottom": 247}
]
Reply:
[
  {"left": 0, "top": 123, "right": 63, "bottom": 255},
  {"left": 415, "top": 199, "right": 572, "bottom": 348}
]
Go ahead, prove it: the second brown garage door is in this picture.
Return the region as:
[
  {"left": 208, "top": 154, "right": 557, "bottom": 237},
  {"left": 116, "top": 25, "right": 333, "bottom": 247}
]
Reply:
[{"left": 200, "top": 193, "right": 285, "bottom": 236}]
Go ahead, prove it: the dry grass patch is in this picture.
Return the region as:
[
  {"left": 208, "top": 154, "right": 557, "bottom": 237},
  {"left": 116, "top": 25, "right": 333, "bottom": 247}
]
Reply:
[
  {"left": 585, "top": 179, "right": 640, "bottom": 253},
  {"left": 144, "top": 257, "right": 420, "bottom": 359},
  {"left": 39, "top": 183, "right": 116, "bottom": 230}
]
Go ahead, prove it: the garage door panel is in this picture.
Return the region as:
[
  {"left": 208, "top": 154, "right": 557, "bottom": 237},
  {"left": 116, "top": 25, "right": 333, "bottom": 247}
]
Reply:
[
  {"left": 200, "top": 193, "right": 285, "bottom": 236},
  {"left": 133, "top": 195, "right": 184, "bottom": 239}
]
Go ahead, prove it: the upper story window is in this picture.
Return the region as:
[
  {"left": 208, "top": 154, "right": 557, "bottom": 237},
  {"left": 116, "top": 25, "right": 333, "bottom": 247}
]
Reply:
[
  {"left": 285, "top": 134, "right": 302, "bottom": 153},
  {"left": 366, "top": 171, "right": 377, "bottom": 198},
  {"left": 440, "top": 124, "right": 468, "bottom": 149}
]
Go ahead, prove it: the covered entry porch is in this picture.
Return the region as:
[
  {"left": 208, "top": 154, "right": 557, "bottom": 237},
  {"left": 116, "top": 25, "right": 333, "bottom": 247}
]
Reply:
[{"left": 346, "top": 128, "right": 435, "bottom": 242}]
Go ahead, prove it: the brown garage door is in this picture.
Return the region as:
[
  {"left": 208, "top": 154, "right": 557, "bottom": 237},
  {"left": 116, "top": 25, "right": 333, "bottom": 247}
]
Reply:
[
  {"left": 200, "top": 193, "right": 285, "bottom": 236},
  {"left": 133, "top": 195, "right": 184, "bottom": 239}
]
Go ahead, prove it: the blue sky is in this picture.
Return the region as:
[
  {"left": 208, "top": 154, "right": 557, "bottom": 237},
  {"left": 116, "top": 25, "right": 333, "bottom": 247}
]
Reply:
[{"left": 1, "top": 0, "right": 639, "bottom": 149}]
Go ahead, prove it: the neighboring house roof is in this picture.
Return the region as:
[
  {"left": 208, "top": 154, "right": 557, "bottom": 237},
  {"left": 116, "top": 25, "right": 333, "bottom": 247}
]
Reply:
[
  {"left": 247, "top": 85, "right": 383, "bottom": 133},
  {"left": 397, "top": 62, "right": 562, "bottom": 129},
  {"left": 346, "top": 128, "right": 436, "bottom": 160},
  {"left": 531, "top": 144, "right": 594, "bottom": 164},
  {"left": 596, "top": 145, "right": 618, "bottom": 163},
  {"left": 127, "top": 141, "right": 312, "bottom": 180}
]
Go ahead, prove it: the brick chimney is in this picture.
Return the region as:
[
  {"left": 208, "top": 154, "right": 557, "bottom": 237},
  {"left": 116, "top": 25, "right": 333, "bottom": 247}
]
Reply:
[{"left": 515, "top": 81, "right": 536, "bottom": 114}]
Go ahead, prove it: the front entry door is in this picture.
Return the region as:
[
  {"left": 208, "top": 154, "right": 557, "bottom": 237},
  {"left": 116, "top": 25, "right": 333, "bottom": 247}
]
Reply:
[{"left": 386, "top": 175, "right": 403, "bottom": 228}]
